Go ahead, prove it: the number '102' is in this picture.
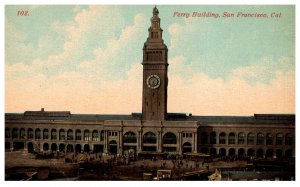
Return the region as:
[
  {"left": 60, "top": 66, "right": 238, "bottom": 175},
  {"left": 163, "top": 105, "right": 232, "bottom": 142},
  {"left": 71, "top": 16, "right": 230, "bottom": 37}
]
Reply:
[{"left": 17, "top": 11, "right": 29, "bottom": 16}]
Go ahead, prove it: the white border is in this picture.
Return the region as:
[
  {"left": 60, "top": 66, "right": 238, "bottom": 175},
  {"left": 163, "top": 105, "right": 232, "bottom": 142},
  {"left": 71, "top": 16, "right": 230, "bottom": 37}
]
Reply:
[{"left": 1, "top": 0, "right": 298, "bottom": 187}]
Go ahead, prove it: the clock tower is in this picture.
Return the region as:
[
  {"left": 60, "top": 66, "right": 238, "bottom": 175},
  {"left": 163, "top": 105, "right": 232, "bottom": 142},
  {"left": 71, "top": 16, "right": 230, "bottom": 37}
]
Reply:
[{"left": 142, "top": 6, "right": 168, "bottom": 121}]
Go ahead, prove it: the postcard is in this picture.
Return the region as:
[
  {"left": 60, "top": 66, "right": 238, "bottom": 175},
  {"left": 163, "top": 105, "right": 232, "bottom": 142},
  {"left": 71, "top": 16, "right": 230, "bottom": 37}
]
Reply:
[{"left": 4, "top": 5, "right": 295, "bottom": 181}]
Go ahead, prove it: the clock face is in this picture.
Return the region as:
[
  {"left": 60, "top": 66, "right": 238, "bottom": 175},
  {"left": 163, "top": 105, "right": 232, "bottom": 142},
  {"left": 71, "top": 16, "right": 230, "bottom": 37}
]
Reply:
[{"left": 147, "top": 75, "right": 160, "bottom": 89}]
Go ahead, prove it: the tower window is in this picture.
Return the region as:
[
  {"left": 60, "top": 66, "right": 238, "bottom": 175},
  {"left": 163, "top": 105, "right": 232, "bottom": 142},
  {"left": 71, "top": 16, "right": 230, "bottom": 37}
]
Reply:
[{"left": 152, "top": 92, "right": 155, "bottom": 97}]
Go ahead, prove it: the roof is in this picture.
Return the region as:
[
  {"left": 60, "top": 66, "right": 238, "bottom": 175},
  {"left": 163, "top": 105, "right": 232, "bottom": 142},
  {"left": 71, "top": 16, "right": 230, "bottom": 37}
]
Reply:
[{"left": 5, "top": 111, "right": 295, "bottom": 125}]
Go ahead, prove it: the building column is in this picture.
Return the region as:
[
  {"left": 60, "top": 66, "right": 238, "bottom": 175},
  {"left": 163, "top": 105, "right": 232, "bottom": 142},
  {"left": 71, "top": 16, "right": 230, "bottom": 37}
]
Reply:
[
  {"left": 119, "top": 131, "right": 123, "bottom": 155},
  {"left": 178, "top": 132, "right": 182, "bottom": 154},
  {"left": 138, "top": 131, "right": 142, "bottom": 152},
  {"left": 103, "top": 131, "right": 108, "bottom": 154},
  {"left": 40, "top": 141, "right": 44, "bottom": 152},
  {"left": 193, "top": 132, "right": 197, "bottom": 153},
  {"left": 41, "top": 128, "right": 44, "bottom": 140},
  {"left": 157, "top": 131, "right": 162, "bottom": 152}
]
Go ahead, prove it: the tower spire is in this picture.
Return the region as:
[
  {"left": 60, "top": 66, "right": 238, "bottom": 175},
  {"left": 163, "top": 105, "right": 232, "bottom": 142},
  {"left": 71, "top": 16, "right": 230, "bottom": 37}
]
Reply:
[
  {"left": 147, "top": 6, "right": 163, "bottom": 41},
  {"left": 153, "top": 5, "right": 159, "bottom": 16}
]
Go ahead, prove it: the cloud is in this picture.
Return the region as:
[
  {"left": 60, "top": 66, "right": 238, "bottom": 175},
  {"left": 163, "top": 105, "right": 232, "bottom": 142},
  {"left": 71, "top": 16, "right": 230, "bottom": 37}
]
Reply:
[
  {"left": 233, "top": 56, "right": 294, "bottom": 84},
  {"left": 168, "top": 56, "right": 295, "bottom": 115},
  {"left": 5, "top": 7, "right": 147, "bottom": 114}
]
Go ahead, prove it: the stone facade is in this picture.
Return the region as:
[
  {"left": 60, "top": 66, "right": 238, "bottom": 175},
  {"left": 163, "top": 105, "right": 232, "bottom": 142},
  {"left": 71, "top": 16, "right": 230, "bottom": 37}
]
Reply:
[{"left": 5, "top": 112, "right": 295, "bottom": 158}]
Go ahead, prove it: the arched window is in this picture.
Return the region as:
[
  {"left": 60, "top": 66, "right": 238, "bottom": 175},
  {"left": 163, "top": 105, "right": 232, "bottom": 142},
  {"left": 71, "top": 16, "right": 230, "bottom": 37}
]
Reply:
[
  {"left": 35, "top": 128, "right": 41, "bottom": 139},
  {"left": 27, "top": 128, "right": 33, "bottom": 139},
  {"left": 100, "top": 130, "right": 104, "bottom": 141},
  {"left": 124, "top": 131, "right": 137, "bottom": 143},
  {"left": 163, "top": 132, "right": 177, "bottom": 144},
  {"left": 285, "top": 133, "right": 292, "bottom": 145},
  {"left": 257, "top": 133, "right": 265, "bottom": 145},
  {"left": 247, "top": 133, "right": 255, "bottom": 145},
  {"left": 12, "top": 128, "right": 18, "bottom": 139},
  {"left": 143, "top": 132, "right": 157, "bottom": 144},
  {"left": 92, "top": 130, "right": 99, "bottom": 141},
  {"left": 5, "top": 128, "right": 10, "bottom": 138},
  {"left": 201, "top": 132, "right": 208, "bottom": 144},
  {"left": 20, "top": 128, "right": 26, "bottom": 139},
  {"left": 75, "top": 129, "right": 81, "bottom": 141},
  {"left": 238, "top": 133, "right": 245, "bottom": 144},
  {"left": 84, "top": 130, "right": 90, "bottom": 141},
  {"left": 266, "top": 133, "right": 273, "bottom": 145},
  {"left": 43, "top": 129, "right": 49, "bottom": 139},
  {"left": 276, "top": 133, "right": 283, "bottom": 145},
  {"left": 51, "top": 129, "right": 57, "bottom": 140},
  {"left": 59, "top": 129, "right": 65, "bottom": 140},
  {"left": 67, "top": 129, "right": 73, "bottom": 140},
  {"left": 210, "top": 131, "right": 216, "bottom": 144},
  {"left": 228, "top": 132, "right": 235, "bottom": 144},
  {"left": 219, "top": 132, "right": 226, "bottom": 144}
]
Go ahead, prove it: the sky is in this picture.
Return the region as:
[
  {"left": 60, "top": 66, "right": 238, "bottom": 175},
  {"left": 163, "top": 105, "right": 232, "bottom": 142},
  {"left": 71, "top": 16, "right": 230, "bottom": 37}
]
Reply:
[{"left": 5, "top": 5, "right": 295, "bottom": 115}]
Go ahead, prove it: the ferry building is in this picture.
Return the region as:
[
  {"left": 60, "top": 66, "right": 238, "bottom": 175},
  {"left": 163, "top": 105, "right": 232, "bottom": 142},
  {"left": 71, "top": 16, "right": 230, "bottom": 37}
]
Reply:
[{"left": 5, "top": 7, "right": 295, "bottom": 159}]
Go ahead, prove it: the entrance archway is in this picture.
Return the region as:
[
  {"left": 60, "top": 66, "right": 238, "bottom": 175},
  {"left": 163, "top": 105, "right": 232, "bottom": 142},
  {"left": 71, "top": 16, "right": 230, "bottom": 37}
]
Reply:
[
  {"left": 27, "top": 142, "right": 34, "bottom": 153},
  {"left": 142, "top": 132, "right": 157, "bottom": 151},
  {"left": 247, "top": 148, "right": 255, "bottom": 157},
  {"left": 109, "top": 140, "right": 117, "bottom": 154},
  {"left": 123, "top": 131, "right": 137, "bottom": 143},
  {"left": 266, "top": 149, "right": 273, "bottom": 158},
  {"left": 238, "top": 148, "right": 245, "bottom": 157},
  {"left": 43, "top": 143, "right": 49, "bottom": 151},
  {"left": 51, "top": 143, "right": 57, "bottom": 152},
  {"left": 163, "top": 132, "right": 177, "bottom": 152},
  {"left": 182, "top": 142, "right": 192, "bottom": 153},
  {"left": 84, "top": 144, "right": 90, "bottom": 152},
  {"left": 67, "top": 144, "right": 74, "bottom": 152},
  {"left": 75, "top": 144, "right": 81, "bottom": 153},
  {"left": 229, "top": 148, "right": 235, "bottom": 156},
  {"left": 257, "top": 149, "right": 264, "bottom": 158},
  {"left": 59, "top": 143, "right": 65, "bottom": 152},
  {"left": 143, "top": 132, "right": 157, "bottom": 144},
  {"left": 219, "top": 148, "right": 226, "bottom": 156},
  {"left": 276, "top": 149, "right": 283, "bottom": 158}
]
